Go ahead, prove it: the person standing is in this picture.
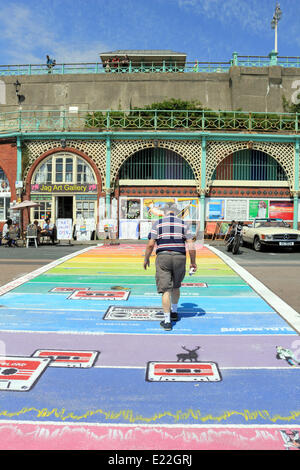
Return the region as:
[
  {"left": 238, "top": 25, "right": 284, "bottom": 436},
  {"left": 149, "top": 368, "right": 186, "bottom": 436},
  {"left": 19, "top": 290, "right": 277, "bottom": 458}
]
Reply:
[{"left": 143, "top": 204, "right": 197, "bottom": 331}]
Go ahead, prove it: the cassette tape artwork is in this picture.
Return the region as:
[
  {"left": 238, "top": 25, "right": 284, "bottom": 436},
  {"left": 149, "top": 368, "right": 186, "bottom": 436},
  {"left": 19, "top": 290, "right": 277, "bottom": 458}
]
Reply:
[
  {"left": 103, "top": 306, "right": 165, "bottom": 321},
  {"left": 146, "top": 361, "right": 222, "bottom": 382},
  {"left": 50, "top": 287, "right": 91, "bottom": 293},
  {"left": 181, "top": 282, "right": 208, "bottom": 288},
  {"left": 0, "top": 356, "right": 51, "bottom": 391},
  {"left": 32, "top": 350, "right": 99, "bottom": 368},
  {"left": 68, "top": 290, "right": 130, "bottom": 301}
]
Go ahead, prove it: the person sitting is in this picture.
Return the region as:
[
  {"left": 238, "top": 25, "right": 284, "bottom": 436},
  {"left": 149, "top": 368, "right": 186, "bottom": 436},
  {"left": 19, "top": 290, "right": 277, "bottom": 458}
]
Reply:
[
  {"left": 104, "top": 59, "right": 111, "bottom": 72},
  {"left": 121, "top": 55, "right": 129, "bottom": 69},
  {"left": 33, "top": 220, "right": 42, "bottom": 245},
  {"left": 41, "top": 218, "right": 56, "bottom": 244},
  {"left": 2, "top": 219, "right": 13, "bottom": 246}
]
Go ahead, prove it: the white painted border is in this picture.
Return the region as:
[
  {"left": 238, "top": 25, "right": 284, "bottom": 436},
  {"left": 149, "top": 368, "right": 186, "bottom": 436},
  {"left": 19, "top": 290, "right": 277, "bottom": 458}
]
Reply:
[
  {"left": 0, "top": 245, "right": 98, "bottom": 297},
  {"left": 0, "top": 419, "right": 298, "bottom": 430},
  {"left": 208, "top": 245, "right": 300, "bottom": 334}
]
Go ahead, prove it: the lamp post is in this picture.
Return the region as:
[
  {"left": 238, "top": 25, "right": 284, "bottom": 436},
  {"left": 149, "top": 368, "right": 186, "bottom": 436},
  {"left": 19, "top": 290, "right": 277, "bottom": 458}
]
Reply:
[{"left": 271, "top": 2, "right": 282, "bottom": 53}]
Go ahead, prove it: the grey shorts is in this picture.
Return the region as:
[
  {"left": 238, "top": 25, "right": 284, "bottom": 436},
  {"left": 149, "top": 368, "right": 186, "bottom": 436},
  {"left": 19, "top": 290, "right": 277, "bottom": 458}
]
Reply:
[{"left": 155, "top": 251, "right": 186, "bottom": 294}]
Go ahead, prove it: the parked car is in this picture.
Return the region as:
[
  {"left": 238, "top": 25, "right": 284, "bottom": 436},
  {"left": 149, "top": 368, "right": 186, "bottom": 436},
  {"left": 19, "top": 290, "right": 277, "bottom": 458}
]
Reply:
[{"left": 242, "top": 218, "right": 300, "bottom": 251}]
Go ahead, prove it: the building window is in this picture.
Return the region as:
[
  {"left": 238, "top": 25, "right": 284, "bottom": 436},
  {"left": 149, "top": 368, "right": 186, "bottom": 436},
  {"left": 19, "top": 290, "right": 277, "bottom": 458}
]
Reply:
[
  {"left": 119, "top": 148, "right": 195, "bottom": 180},
  {"left": 0, "top": 168, "right": 11, "bottom": 221},
  {"left": 33, "top": 201, "right": 52, "bottom": 221},
  {"left": 76, "top": 201, "right": 95, "bottom": 219},
  {"left": 76, "top": 200, "right": 95, "bottom": 219},
  {"left": 212, "top": 149, "right": 288, "bottom": 181},
  {"left": 0, "top": 197, "right": 10, "bottom": 221},
  {"left": 32, "top": 153, "right": 96, "bottom": 185}
]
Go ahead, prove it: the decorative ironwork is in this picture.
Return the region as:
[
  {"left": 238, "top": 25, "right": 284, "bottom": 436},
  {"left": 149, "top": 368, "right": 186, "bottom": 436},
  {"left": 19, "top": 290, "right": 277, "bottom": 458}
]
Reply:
[
  {"left": 206, "top": 141, "right": 295, "bottom": 191},
  {"left": 23, "top": 140, "right": 106, "bottom": 188},
  {"left": 1, "top": 54, "right": 300, "bottom": 76},
  {"left": 110, "top": 140, "right": 201, "bottom": 188},
  {"left": 1, "top": 108, "right": 300, "bottom": 134}
]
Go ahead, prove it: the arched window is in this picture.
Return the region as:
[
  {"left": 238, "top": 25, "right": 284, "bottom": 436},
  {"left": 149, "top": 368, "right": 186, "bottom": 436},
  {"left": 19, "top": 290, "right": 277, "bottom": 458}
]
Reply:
[
  {"left": 119, "top": 147, "right": 195, "bottom": 180},
  {"left": 0, "top": 167, "right": 10, "bottom": 191},
  {"left": 32, "top": 153, "right": 96, "bottom": 185},
  {"left": 212, "top": 149, "right": 287, "bottom": 181}
]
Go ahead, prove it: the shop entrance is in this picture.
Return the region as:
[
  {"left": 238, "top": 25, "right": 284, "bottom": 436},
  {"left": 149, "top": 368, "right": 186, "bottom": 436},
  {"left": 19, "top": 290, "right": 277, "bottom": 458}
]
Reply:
[{"left": 57, "top": 196, "right": 73, "bottom": 220}]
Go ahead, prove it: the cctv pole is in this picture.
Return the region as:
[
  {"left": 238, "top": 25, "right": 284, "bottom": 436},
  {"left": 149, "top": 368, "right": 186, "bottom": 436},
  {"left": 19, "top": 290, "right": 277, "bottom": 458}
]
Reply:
[{"left": 271, "top": 2, "right": 282, "bottom": 54}]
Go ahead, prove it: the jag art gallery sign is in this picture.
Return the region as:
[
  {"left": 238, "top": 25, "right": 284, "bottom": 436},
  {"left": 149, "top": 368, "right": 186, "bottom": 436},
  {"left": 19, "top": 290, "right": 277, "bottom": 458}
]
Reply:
[{"left": 31, "top": 183, "right": 98, "bottom": 193}]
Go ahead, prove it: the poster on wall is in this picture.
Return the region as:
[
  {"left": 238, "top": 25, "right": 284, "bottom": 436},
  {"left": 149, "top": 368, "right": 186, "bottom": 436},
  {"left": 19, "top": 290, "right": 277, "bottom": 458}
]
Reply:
[
  {"left": 143, "top": 198, "right": 175, "bottom": 219},
  {"left": 206, "top": 199, "right": 225, "bottom": 220},
  {"left": 99, "top": 197, "right": 105, "bottom": 220},
  {"left": 249, "top": 200, "right": 269, "bottom": 219},
  {"left": 119, "top": 220, "right": 139, "bottom": 239},
  {"left": 75, "top": 218, "right": 96, "bottom": 241},
  {"left": 176, "top": 198, "right": 198, "bottom": 220},
  {"left": 140, "top": 221, "right": 153, "bottom": 240},
  {"left": 119, "top": 198, "right": 141, "bottom": 219},
  {"left": 269, "top": 200, "right": 293, "bottom": 220},
  {"left": 225, "top": 199, "right": 248, "bottom": 221},
  {"left": 56, "top": 219, "right": 73, "bottom": 240},
  {"left": 111, "top": 198, "right": 118, "bottom": 220}
]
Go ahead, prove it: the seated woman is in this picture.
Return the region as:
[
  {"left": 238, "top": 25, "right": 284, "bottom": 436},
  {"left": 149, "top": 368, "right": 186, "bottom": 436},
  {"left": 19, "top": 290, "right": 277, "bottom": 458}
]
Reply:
[{"left": 2, "top": 218, "right": 13, "bottom": 247}]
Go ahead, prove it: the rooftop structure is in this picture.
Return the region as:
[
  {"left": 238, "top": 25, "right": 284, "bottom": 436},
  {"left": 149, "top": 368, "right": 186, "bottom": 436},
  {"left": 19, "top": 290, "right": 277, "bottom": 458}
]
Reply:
[{"left": 99, "top": 49, "right": 187, "bottom": 66}]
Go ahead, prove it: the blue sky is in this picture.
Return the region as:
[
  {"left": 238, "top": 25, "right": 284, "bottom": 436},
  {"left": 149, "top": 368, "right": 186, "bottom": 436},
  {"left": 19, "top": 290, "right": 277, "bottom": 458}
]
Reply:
[{"left": 0, "top": 0, "right": 299, "bottom": 64}]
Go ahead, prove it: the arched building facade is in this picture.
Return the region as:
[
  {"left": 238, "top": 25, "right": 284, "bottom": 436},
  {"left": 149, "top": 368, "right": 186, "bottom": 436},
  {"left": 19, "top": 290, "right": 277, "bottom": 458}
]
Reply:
[{"left": 2, "top": 132, "right": 295, "bottom": 240}]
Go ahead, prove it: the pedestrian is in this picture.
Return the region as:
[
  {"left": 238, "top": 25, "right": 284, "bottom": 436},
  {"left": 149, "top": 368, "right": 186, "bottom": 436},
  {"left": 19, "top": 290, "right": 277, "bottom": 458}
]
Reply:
[
  {"left": 46, "top": 55, "right": 56, "bottom": 73},
  {"left": 143, "top": 203, "right": 197, "bottom": 331},
  {"left": 2, "top": 218, "right": 13, "bottom": 247}
]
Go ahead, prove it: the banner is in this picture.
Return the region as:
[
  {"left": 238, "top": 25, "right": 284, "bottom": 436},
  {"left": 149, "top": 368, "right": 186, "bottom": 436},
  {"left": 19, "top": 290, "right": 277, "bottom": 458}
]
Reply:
[
  {"left": 249, "top": 200, "right": 269, "bottom": 219},
  {"left": 225, "top": 199, "right": 248, "bottom": 221},
  {"left": 269, "top": 200, "right": 293, "bottom": 220},
  {"left": 56, "top": 218, "right": 73, "bottom": 240}
]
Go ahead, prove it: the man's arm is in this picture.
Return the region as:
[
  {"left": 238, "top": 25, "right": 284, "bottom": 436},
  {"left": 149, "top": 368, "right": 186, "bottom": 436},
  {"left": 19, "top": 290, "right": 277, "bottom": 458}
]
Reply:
[
  {"left": 186, "top": 239, "right": 197, "bottom": 271},
  {"left": 143, "top": 238, "right": 155, "bottom": 269}
]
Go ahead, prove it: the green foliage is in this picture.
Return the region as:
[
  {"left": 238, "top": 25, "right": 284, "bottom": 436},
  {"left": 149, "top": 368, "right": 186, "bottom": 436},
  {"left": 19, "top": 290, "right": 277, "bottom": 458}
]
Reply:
[
  {"left": 84, "top": 98, "right": 298, "bottom": 132},
  {"left": 282, "top": 95, "right": 300, "bottom": 113}
]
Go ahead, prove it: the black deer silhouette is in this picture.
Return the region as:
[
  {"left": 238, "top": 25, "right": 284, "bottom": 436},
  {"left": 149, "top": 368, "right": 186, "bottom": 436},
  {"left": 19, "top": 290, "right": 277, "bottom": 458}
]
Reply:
[{"left": 176, "top": 346, "right": 201, "bottom": 362}]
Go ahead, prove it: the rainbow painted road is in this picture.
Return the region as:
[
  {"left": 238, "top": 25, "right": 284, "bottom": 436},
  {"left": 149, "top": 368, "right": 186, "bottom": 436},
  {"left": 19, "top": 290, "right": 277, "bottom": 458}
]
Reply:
[{"left": 0, "top": 243, "right": 299, "bottom": 451}]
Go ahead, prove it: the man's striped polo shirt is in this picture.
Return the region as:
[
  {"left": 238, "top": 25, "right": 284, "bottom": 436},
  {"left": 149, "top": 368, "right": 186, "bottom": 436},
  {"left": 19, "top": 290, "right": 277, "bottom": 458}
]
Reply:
[{"left": 150, "top": 215, "right": 193, "bottom": 254}]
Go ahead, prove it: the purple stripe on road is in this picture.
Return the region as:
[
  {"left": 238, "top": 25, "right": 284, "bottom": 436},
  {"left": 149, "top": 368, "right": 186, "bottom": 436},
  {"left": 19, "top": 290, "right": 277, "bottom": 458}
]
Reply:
[{"left": 0, "top": 332, "right": 298, "bottom": 368}]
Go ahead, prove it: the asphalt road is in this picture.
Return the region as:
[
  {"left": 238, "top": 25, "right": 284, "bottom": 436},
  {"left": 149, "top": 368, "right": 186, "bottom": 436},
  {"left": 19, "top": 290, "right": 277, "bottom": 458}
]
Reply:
[
  {"left": 0, "top": 240, "right": 300, "bottom": 313},
  {"left": 211, "top": 242, "right": 300, "bottom": 313}
]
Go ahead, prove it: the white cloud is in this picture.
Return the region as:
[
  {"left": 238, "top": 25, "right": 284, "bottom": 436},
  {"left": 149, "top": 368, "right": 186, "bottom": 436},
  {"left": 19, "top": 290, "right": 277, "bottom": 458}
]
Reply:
[
  {"left": 0, "top": 4, "right": 110, "bottom": 64},
  {"left": 177, "top": 0, "right": 271, "bottom": 33}
]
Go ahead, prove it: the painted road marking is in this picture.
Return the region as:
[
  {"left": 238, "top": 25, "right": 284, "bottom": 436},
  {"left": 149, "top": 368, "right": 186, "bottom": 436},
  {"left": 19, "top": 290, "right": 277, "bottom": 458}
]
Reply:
[{"left": 0, "top": 243, "right": 299, "bottom": 450}]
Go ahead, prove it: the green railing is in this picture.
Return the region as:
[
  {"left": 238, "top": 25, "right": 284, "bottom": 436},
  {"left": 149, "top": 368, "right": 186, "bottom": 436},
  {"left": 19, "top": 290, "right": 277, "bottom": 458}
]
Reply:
[
  {"left": 0, "top": 109, "right": 299, "bottom": 134},
  {"left": 0, "top": 53, "right": 300, "bottom": 77}
]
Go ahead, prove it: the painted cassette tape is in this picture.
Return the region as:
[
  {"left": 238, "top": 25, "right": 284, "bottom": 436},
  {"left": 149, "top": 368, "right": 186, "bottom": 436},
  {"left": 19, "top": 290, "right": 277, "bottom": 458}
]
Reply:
[
  {"left": 32, "top": 349, "right": 99, "bottom": 368},
  {"left": 146, "top": 361, "right": 222, "bottom": 382},
  {"left": 50, "top": 287, "right": 91, "bottom": 293},
  {"left": 68, "top": 290, "right": 130, "bottom": 301},
  {"left": 0, "top": 356, "right": 51, "bottom": 391},
  {"left": 181, "top": 282, "right": 208, "bottom": 287},
  {"left": 103, "top": 306, "right": 164, "bottom": 321}
]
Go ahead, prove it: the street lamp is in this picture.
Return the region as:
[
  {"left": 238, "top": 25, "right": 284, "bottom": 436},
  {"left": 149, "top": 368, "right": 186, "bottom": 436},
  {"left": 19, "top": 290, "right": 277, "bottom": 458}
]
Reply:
[{"left": 271, "top": 2, "right": 282, "bottom": 53}]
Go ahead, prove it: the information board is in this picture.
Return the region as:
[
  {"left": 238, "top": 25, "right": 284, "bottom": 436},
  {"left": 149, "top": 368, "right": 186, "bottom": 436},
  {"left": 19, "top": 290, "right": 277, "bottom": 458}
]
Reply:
[{"left": 56, "top": 218, "right": 73, "bottom": 240}]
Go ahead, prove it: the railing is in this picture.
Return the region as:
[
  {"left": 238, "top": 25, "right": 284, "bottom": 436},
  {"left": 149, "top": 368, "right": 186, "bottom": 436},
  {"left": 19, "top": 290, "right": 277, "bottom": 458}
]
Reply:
[
  {"left": 0, "top": 53, "right": 300, "bottom": 76},
  {"left": 0, "top": 109, "right": 299, "bottom": 134}
]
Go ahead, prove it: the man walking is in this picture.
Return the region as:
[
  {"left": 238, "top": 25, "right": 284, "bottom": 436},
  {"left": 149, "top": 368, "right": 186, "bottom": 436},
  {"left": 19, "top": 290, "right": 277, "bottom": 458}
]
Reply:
[{"left": 143, "top": 204, "right": 197, "bottom": 331}]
